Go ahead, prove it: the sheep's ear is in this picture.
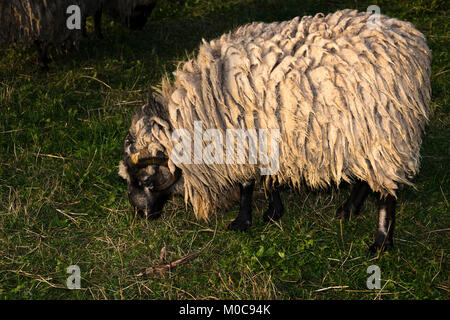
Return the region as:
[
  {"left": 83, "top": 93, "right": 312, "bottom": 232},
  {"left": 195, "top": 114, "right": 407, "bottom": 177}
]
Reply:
[
  {"left": 147, "top": 87, "right": 158, "bottom": 107},
  {"left": 141, "top": 87, "right": 158, "bottom": 116},
  {"left": 143, "top": 88, "right": 171, "bottom": 131},
  {"left": 143, "top": 87, "right": 168, "bottom": 119}
]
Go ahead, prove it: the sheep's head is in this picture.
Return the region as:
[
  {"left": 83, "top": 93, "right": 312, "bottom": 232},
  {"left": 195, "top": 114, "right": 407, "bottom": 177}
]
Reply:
[{"left": 119, "top": 91, "right": 182, "bottom": 219}]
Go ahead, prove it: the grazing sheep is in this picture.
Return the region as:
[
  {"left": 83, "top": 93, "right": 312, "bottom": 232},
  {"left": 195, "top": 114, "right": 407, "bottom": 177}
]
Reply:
[
  {"left": 0, "top": 0, "right": 157, "bottom": 69},
  {"left": 119, "top": 9, "right": 431, "bottom": 253}
]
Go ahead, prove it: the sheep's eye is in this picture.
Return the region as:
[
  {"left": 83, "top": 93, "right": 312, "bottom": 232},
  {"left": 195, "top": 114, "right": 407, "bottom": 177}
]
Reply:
[{"left": 125, "top": 133, "right": 134, "bottom": 146}]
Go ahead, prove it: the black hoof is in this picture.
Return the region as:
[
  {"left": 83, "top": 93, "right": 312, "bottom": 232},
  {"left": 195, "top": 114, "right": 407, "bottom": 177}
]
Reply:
[
  {"left": 263, "top": 204, "right": 284, "bottom": 223},
  {"left": 228, "top": 217, "right": 252, "bottom": 232}
]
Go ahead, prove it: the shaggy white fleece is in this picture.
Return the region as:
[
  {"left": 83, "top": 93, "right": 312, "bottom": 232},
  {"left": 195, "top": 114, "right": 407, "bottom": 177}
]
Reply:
[{"left": 131, "top": 9, "right": 432, "bottom": 220}]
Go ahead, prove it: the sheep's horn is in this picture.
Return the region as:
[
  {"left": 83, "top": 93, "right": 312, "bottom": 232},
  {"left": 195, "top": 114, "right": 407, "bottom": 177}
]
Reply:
[
  {"left": 152, "top": 167, "right": 182, "bottom": 192},
  {"left": 126, "top": 152, "right": 181, "bottom": 191},
  {"left": 130, "top": 153, "right": 140, "bottom": 165},
  {"left": 127, "top": 153, "right": 169, "bottom": 168}
]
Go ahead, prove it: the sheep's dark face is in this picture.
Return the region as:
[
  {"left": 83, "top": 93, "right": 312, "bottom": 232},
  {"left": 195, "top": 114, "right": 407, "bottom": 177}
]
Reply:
[
  {"left": 121, "top": 160, "right": 171, "bottom": 219},
  {"left": 119, "top": 129, "right": 181, "bottom": 219},
  {"left": 127, "top": 4, "right": 156, "bottom": 30}
]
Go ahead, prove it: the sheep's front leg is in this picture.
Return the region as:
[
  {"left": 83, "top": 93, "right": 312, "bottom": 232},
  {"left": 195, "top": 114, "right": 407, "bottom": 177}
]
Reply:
[
  {"left": 336, "top": 180, "right": 370, "bottom": 220},
  {"left": 94, "top": 9, "right": 103, "bottom": 39},
  {"left": 228, "top": 180, "right": 255, "bottom": 231},
  {"left": 263, "top": 187, "right": 284, "bottom": 222},
  {"left": 369, "top": 194, "right": 396, "bottom": 253}
]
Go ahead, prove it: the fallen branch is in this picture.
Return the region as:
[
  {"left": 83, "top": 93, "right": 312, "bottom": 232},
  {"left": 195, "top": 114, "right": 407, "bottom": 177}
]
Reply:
[{"left": 136, "top": 248, "right": 199, "bottom": 277}]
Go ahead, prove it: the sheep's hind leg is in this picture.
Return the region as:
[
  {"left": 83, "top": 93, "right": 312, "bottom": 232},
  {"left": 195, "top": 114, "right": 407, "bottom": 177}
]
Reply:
[
  {"left": 336, "top": 180, "right": 370, "bottom": 220},
  {"left": 228, "top": 180, "right": 255, "bottom": 232},
  {"left": 263, "top": 187, "right": 284, "bottom": 223},
  {"left": 369, "top": 194, "right": 396, "bottom": 253}
]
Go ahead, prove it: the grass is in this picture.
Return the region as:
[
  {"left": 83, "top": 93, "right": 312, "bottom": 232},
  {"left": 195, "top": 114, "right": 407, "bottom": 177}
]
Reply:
[{"left": 0, "top": 0, "right": 448, "bottom": 299}]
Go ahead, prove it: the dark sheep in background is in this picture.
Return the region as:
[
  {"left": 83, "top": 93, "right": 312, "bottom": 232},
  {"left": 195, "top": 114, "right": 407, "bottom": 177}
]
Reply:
[{"left": 0, "top": 0, "right": 157, "bottom": 69}]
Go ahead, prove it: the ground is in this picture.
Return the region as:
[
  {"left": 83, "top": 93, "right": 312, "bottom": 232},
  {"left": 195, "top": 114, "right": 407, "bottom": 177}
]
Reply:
[{"left": 0, "top": 0, "right": 448, "bottom": 299}]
